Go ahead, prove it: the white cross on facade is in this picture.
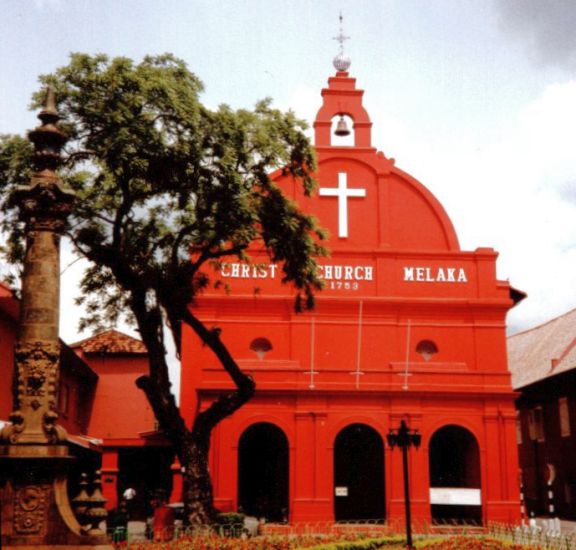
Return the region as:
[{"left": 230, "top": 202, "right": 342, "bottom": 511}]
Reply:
[{"left": 319, "top": 172, "right": 366, "bottom": 238}]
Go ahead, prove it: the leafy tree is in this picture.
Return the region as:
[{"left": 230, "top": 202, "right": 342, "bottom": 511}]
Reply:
[{"left": 0, "top": 53, "right": 326, "bottom": 524}]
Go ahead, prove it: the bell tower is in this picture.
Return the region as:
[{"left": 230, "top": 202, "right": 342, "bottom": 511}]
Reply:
[{"left": 314, "top": 15, "right": 373, "bottom": 149}]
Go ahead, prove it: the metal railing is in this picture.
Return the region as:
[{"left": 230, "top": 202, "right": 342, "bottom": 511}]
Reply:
[{"left": 488, "top": 522, "right": 576, "bottom": 550}]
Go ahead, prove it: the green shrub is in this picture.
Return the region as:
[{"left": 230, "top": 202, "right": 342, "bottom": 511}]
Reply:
[
  {"left": 215, "top": 512, "right": 246, "bottom": 525},
  {"left": 295, "top": 535, "right": 404, "bottom": 550}
]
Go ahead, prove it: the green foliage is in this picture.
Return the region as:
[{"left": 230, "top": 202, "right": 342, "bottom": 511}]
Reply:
[
  {"left": 0, "top": 134, "right": 33, "bottom": 285},
  {"left": 0, "top": 53, "right": 326, "bottom": 332},
  {"left": 215, "top": 512, "right": 246, "bottom": 526}
]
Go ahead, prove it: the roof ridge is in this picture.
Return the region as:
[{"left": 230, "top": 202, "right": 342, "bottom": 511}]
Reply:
[
  {"left": 551, "top": 336, "right": 576, "bottom": 371},
  {"left": 71, "top": 329, "right": 147, "bottom": 355},
  {"left": 71, "top": 328, "right": 142, "bottom": 347},
  {"left": 508, "top": 306, "right": 576, "bottom": 339}
]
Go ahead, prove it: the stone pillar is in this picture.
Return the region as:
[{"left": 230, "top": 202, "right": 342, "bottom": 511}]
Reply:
[{"left": 0, "top": 88, "right": 111, "bottom": 549}]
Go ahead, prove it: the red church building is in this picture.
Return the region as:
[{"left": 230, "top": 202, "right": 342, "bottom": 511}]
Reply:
[{"left": 180, "top": 59, "right": 524, "bottom": 526}]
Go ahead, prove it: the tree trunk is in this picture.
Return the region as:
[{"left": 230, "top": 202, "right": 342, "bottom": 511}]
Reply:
[
  {"left": 136, "top": 303, "right": 255, "bottom": 525},
  {"left": 179, "top": 432, "right": 217, "bottom": 525}
]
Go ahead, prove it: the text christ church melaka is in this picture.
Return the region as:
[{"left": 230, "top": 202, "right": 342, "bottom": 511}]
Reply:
[{"left": 179, "top": 52, "right": 523, "bottom": 526}]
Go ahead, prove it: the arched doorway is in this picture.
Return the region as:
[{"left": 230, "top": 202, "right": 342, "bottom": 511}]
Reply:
[
  {"left": 334, "top": 423, "right": 385, "bottom": 521},
  {"left": 429, "top": 425, "right": 482, "bottom": 524},
  {"left": 238, "top": 422, "right": 289, "bottom": 522}
]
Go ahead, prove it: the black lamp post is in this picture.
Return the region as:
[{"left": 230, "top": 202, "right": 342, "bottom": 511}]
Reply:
[{"left": 387, "top": 420, "right": 422, "bottom": 549}]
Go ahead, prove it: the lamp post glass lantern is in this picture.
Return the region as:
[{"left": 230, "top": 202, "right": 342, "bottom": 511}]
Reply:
[{"left": 387, "top": 420, "right": 421, "bottom": 549}]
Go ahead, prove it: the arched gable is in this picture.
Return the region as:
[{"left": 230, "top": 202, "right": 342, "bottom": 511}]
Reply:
[{"left": 384, "top": 164, "right": 460, "bottom": 251}]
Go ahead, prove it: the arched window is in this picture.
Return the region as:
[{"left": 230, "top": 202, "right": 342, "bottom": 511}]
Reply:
[
  {"left": 416, "top": 340, "right": 438, "bottom": 361},
  {"left": 250, "top": 337, "right": 272, "bottom": 360}
]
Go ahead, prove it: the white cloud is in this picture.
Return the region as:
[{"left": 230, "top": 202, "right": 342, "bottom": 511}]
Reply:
[
  {"left": 283, "top": 85, "right": 321, "bottom": 141},
  {"left": 385, "top": 80, "right": 576, "bottom": 332}
]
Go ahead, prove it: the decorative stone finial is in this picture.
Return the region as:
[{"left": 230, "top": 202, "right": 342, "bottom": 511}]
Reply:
[
  {"left": 28, "top": 86, "right": 68, "bottom": 172},
  {"left": 0, "top": 85, "right": 74, "bottom": 448},
  {"left": 332, "top": 12, "right": 351, "bottom": 72}
]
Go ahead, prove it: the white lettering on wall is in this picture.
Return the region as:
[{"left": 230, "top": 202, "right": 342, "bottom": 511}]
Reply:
[
  {"left": 403, "top": 266, "right": 468, "bottom": 283},
  {"left": 220, "top": 263, "right": 374, "bottom": 283},
  {"left": 220, "top": 263, "right": 279, "bottom": 279},
  {"left": 221, "top": 263, "right": 466, "bottom": 285}
]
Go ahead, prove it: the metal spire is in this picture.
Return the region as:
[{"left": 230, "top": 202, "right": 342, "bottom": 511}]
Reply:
[{"left": 332, "top": 12, "right": 351, "bottom": 72}]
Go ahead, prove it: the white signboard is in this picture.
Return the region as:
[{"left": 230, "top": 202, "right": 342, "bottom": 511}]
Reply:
[
  {"left": 429, "top": 488, "right": 481, "bottom": 506},
  {"left": 335, "top": 487, "right": 348, "bottom": 497}
]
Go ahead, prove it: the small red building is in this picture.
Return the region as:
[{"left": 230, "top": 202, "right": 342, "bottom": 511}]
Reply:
[
  {"left": 0, "top": 282, "right": 18, "bottom": 427},
  {"left": 181, "top": 65, "right": 523, "bottom": 525},
  {"left": 71, "top": 330, "right": 175, "bottom": 516},
  {"left": 0, "top": 289, "right": 174, "bottom": 517}
]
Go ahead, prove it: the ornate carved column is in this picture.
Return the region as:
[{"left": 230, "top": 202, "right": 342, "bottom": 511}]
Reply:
[{"left": 0, "top": 89, "right": 111, "bottom": 549}]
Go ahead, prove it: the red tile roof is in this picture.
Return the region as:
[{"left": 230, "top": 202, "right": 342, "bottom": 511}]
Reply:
[
  {"left": 507, "top": 308, "right": 576, "bottom": 389},
  {"left": 72, "top": 329, "right": 148, "bottom": 355}
]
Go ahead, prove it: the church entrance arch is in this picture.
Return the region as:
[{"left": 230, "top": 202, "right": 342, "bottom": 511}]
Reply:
[
  {"left": 238, "top": 422, "right": 289, "bottom": 522},
  {"left": 334, "top": 423, "right": 385, "bottom": 521},
  {"left": 429, "top": 425, "right": 482, "bottom": 524}
]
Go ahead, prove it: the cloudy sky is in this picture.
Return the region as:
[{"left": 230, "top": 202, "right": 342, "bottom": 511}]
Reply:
[{"left": 2, "top": 0, "right": 576, "bottom": 348}]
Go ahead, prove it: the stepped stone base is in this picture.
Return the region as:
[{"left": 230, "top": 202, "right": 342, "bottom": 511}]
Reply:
[{"left": 0, "top": 449, "right": 112, "bottom": 550}]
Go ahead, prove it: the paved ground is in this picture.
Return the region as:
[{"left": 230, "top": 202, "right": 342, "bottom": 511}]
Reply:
[{"left": 127, "top": 521, "right": 147, "bottom": 540}]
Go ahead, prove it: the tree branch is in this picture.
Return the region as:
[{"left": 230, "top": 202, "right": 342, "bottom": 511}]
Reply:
[
  {"left": 181, "top": 308, "right": 255, "bottom": 436},
  {"left": 130, "top": 289, "right": 190, "bottom": 446}
]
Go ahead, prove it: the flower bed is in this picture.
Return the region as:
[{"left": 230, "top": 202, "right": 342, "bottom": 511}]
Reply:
[
  {"left": 114, "top": 533, "right": 403, "bottom": 550},
  {"left": 114, "top": 533, "right": 544, "bottom": 550},
  {"left": 416, "top": 536, "right": 539, "bottom": 549}
]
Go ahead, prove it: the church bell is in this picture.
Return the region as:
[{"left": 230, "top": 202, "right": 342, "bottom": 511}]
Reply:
[{"left": 334, "top": 115, "right": 351, "bottom": 137}]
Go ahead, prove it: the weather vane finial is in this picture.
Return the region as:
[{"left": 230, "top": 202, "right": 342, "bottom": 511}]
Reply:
[{"left": 332, "top": 12, "right": 351, "bottom": 72}]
